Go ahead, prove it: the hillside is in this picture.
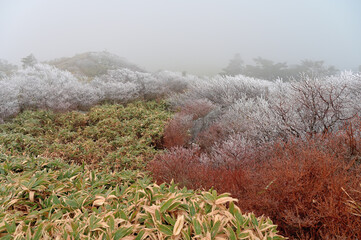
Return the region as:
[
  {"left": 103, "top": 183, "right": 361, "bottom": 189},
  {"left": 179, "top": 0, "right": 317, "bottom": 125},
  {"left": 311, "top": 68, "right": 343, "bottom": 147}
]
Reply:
[{"left": 47, "top": 52, "right": 145, "bottom": 79}]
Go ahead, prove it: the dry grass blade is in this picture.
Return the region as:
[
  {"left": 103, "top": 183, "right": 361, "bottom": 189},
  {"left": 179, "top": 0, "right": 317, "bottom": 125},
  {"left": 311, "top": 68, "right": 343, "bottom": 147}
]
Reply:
[
  {"left": 173, "top": 215, "right": 185, "bottom": 236},
  {"left": 342, "top": 185, "right": 361, "bottom": 217}
]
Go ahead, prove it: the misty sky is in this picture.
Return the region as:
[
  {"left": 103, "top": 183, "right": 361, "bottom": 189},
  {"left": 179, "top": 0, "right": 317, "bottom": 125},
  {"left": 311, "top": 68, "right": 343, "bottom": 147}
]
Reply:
[{"left": 1, "top": 0, "right": 360, "bottom": 75}]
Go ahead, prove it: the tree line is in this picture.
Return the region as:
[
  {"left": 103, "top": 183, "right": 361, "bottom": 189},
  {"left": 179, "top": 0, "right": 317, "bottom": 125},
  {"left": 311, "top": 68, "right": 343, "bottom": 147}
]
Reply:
[{"left": 221, "top": 53, "right": 356, "bottom": 80}]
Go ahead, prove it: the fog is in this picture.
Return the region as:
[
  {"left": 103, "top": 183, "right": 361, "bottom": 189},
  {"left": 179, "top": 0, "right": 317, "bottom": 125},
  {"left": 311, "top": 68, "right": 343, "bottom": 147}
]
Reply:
[{"left": 1, "top": 0, "right": 360, "bottom": 75}]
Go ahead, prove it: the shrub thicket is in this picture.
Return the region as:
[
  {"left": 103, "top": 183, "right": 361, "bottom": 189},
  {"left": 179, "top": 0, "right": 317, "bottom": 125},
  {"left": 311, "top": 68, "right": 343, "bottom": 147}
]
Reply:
[
  {"left": 0, "top": 64, "right": 196, "bottom": 122},
  {"left": 0, "top": 101, "right": 171, "bottom": 171},
  {"left": 166, "top": 72, "right": 361, "bottom": 148},
  {"left": 150, "top": 121, "right": 361, "bottom": 239}
]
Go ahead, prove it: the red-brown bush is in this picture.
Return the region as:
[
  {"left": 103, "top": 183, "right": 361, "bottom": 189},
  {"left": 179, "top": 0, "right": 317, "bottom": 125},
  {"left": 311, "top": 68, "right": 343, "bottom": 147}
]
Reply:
[
  {"left": 149, "top": 146, "right": 203, "bottom": 188},
  {"left": 150, "top": 125, "right": 361, "bottom": 239},
  {"left": 163, "top": 100, "right": 215, "bottom": 148},
  {"left": 162, "top": 113, "right": 193, "bottom": 148},
  {"left": 247, "top": 138, "right": 361, "bottom": 239}
]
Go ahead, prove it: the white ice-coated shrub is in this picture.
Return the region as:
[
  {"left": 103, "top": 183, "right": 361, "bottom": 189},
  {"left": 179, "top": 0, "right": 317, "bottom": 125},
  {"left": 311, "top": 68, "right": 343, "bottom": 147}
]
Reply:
[
  {"left": 272, "top": 72, "right": 361, "bottom": 136},
  {"left": 91, "top": 69, "right": 141, "bottom": 102},
  {"left": 171, "top": 72, "right": 361, "bottom": 144},
  {"left": 220, "top": 97, "right": 281, "bottom": 142},
  {"left": 0, "top": 64, "right": 102, "bottom": 122},
  {"left": 199, "top": 134, "right": 256, "bottom": 167},
  {"left": 93, "top": 68, "right": 197, "bottom": 102},
  {"left": 169, "top": 74, "right": 274, "bottom": 108},
  {"left": 153, "top": 71, "right": 198, "bottom": 95},
  {"left": 0, "top": 64, "right": 197, "bottom": 122},
  {"left": 330, "top": 71, "right": 361, "bottom": 113},
  {"left": 0, "top": 78, "right": 20, "bottom": 122},
  {"left": 10, "top": 64, "right": 100, "bottom": 111},
  {"left": 169, "top": 74, "right": 278, "bottom": 143},
  {"left": 219, "top": 72, "right": 361, "bottom": 141}
]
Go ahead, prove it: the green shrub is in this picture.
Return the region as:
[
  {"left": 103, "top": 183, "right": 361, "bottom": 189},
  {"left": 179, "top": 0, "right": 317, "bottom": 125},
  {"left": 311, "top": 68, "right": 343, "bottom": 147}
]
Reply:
[
  {"left": 0, "top": 101, "right": 171, "bottom": 171},
  {"left": 0, "top": 154, "right": 284, "bottom": 239}
]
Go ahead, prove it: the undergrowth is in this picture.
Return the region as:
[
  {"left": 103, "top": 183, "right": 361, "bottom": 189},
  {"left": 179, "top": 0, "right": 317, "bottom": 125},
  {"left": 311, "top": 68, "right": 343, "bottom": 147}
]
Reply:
[
  {"left": 0, "top": 101, "right": 171, "bottom": 171},
  {"left": 0, "top": 153, "right": 284, "bottom": 239}
]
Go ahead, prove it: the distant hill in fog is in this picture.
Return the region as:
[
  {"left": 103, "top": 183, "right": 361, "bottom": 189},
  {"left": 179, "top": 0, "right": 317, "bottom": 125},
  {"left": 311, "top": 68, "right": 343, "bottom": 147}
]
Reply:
[{"left": 47, "top": 51, "right": 145, "bottom": 79}]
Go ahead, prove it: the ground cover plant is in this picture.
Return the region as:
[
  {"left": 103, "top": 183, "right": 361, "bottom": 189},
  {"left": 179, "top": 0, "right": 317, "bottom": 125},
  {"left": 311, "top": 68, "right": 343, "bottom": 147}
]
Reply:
[
  {"left": 0, "top": 152, "right": 284, "bottom": 239},
  {"left": 0, "top": 101, "right": 171, "bottom": 171}
]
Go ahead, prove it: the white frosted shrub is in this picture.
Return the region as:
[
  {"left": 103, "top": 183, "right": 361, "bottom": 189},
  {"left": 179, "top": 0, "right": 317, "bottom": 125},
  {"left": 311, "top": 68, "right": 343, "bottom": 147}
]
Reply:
[
  {"left": 0, "top": 72, "right": 6, "bottom": 79},
  {"left": 169, "top": 74, "right": 277, "bottom": 143},
  {"left": 0, "top": 65, "right": 197, "bottom": 121},
  {"left": 199, "top": 134, "right": 256, "bottom": 167},
  {"left": 330, "top": 71, "right": 361, "bottom": 113},
  {"left": 169, "top": 74, "right": 274, "bottom": 108},
  {"left": 0, "top": 79, "right": 20, "bottom": 122},
  {"left": 10, "top": 64, "right": 99, "bottom": 111},
  {"left": 220, "top": 97, "right": 280, "bottom": 142},
  {"left": 91, "top": 69, "right": 141, "bottom": 103},
  {"left": 219, "top": 72, "right": 361, "bottom": 142},
  {"left": 93, "top": 69, "right": 196, "bottom": 102},
  {"left": 272, "top": 73, "right": 361, "bottom": 136},
  {"left": 153, "top": 71, "right": 197, "bottom": 96},
  {"left": 171, "top": 72, "right": 361, "bottom": 145}
]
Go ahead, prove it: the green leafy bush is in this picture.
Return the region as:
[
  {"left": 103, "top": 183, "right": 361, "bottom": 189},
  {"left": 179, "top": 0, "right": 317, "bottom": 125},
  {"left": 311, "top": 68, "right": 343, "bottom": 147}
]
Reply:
[
  {"left": 0, "top": 154, "right": 284, "bottom": 239},
  {"left": 0, "top": 101, "right": 171, "bottom": 171}
]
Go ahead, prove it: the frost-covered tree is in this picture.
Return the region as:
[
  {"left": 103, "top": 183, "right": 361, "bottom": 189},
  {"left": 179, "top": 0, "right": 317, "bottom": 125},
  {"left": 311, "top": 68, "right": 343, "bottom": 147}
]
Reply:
[
  {"left": 221, "top": 53, "right": 244, "bottom": 76},
  {"left": 21, "top": 54, "right": 38, "bottom": 68},
  {"left": 220, "top": 72, "right": 360, "bottom": 141},
  {"left": 294, "top": 60, "right": 338, "bottom": 78},
  {"left": 243, "top": 57, "right": 288, "bottom": 80},
  {"left": 0, "top": 63, "right": 200, "bottom": 122}
]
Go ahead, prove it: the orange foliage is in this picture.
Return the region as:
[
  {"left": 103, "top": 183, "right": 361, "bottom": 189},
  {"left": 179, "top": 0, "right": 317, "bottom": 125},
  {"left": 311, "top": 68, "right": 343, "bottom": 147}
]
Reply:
[{"left": 150, "top": 120, "right": 361, "bottom": 239}]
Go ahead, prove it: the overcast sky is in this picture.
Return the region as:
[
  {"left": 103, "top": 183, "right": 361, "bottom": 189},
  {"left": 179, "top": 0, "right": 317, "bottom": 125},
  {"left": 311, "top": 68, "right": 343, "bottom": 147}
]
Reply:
[{"left": 1, "top": 0, "right": 360, "bottom": 75}]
